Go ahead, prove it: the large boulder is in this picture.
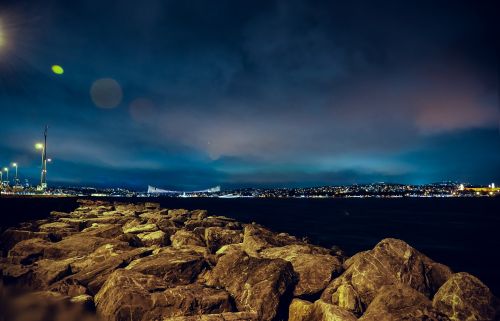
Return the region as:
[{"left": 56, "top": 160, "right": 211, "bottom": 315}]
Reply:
[
  {"left": 289, "top": 299, "right": 358, "bottom": 321},
  {"left": 260, "top": 244, "right": 343, "bottom": 296},
  {"left": 171, "top": 230, "right": 206, "bottom": 248},
  {"left": 242, "top": 224, "right": 300, "bottom": 256},
  {"left": 206, "top": 249, "right": 296, "bottom": 321},
  {"left": 122, "top": 223, "right": 158, "bottom": 234},
  {"left": 358, "top": 285, "right": 449, "bottom": 321},
  {"left": 80, "top": 224, "right": 124, "bottom": 239},
  {"left": 321, "top": 238, "right": 452, "bottom": 315},
  {"left": 0, "top": 229, "right": 53, "bottom": 256},
  {"left": 95, "top": 269, "right": 233, "bottom": 321},
  {"left": 64, "top": 244, "right": 152, "bottom": 294},
  {"left": 8, "top": 238, "right": 52, "bottom": 264},
  {"left": 433, "top": 272, "right": 497, "bottom": 321},
  {"left": 137, "top": 230, "right": 169, "bottom": 247},
  {"left": 163, "top": 312, "right": 257, "bottom": 321},
  {"left": 126, "top": 248, "right": 206, "bottom": 286},
  {"left": 204, "top": 227, "right": 243, "bottom": 253}
]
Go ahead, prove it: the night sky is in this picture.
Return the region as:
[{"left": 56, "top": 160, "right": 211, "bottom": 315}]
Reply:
[{"left": 0, "top": 0, "right": 498, "bottom": 190}]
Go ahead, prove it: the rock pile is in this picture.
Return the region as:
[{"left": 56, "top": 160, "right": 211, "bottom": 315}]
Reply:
[{"left": 0, "top": 200, "right": 498, "bottom": 321}]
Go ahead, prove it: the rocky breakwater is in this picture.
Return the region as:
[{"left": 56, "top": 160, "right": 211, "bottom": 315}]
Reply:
[{"left": 0, "top": 200, "right": 498, "bottom": 321}]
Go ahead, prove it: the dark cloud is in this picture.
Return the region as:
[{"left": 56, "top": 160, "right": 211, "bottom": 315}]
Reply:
[{"left": 0, "top": 0, "right": 498, "bottom": 189}]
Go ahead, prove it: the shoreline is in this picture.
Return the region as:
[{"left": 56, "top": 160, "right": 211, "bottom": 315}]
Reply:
[{"left": 1, "top": 199, "right": 499, "bottom": 320}]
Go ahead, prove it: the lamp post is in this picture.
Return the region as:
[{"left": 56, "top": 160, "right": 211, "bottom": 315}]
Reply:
[
  {"left": 35, "top": 143, "right": 44, "bottom": 189},
  {"left": 3, "top": 167, "right": 8, "bottom": 184},
  {"left": 12, "top": 162, "right": 18, "bottom": 185}
]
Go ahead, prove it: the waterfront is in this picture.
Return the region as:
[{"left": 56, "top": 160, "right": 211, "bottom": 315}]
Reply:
[{"left": 1, "top": 196, "right": 499, "bottom": 295}]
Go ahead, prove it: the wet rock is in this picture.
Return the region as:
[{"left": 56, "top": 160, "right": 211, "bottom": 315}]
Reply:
[
  {"left": 433, "top": 272, "right": 497, "bottom": 321},
  {"left": 206, "top": 249, "right": 296, "bottom": 321},
  {"left": 126, "top": 247, "right": 205, "bottom": 285},
  {"left": 321, "top": 238, "right": 451, "bottom": 314},
  {"left": 204, "top": 227, "right": 243, "bottom": 253},
  {"left": 260, "top": 244, "right": 343, "bottom": 296},
  {"left": 358, "top": 285, "right": 448, "bottom": 321}
]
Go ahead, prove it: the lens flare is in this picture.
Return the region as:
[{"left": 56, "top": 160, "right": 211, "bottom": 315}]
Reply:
[
  {"left": 90, "top": 78, "right": 123, "bottom": 109},
  {"left": 51, "top": 65, "right": 64, "bottom": 75}
]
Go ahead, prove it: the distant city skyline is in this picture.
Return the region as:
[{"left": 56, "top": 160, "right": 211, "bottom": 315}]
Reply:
[{"left": 0, "top": 0, "right": 499, "bottom": 189}]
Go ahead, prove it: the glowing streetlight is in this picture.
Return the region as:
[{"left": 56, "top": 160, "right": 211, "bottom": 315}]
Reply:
[
  {"left": 12, "top": 162, "right": 18, "bottom": 185},
  {"left": 3, "top": 167, "right": 8, "bottom": 183}
]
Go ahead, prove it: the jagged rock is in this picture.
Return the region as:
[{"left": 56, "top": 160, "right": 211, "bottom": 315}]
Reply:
[
  {"left": 142, "top": 284, "right": 233, "bottom": 319},
  {"left": 8, "top": 238, "right": 52, "bottom": 264},
  {"left": 122, "top": 223, "right": 158, "bottom": 234},
  {"left": 205, "top": 227, "right": 243, "bottom": 253},
  {"left": 242, "top": 224, "right": 300, "bottom": 256},
  {"left": 43, "top": 235, "right": 128, "bottom": 260},
  {"left": 433, "top": 272, "right": 497, "bottom": 321},
  {"left": 38, "top": 222, "right": 78, "bottom": 234},
  {"left": 321, "top": 238, "right": 452, "bottom": 315},
  {"left": 168, "top": 209, "right": 191, "bottom": 224},
  {"left": 155, "top": 217, "right": 179, "bottom": 230},
  {"left": 0, "top": 229, "right": 53, "bottom": 255},
  {"left": 358, "top": 285, "right": 449, "bottom": 321},
  {"left": 2, "top": 200, "right": 496, "bottom": 321},
  {"left": 95, "top": 269, "right": 232, "bottom": 321},
  {"left": 171, "top": 230, "right": 206, "bottom": 248},
  {"left": 331, "top": 284, "right": 363, "bottom": 315},
  {"left": 137, "top": 230, "right": 168, "bottom": 246},
  {"left": 290, "top": 299, "right": 358, "bottom": 321},
  {"left": 65, "top": 244, "right": 152, "bottom": 294},
  {"left": 206, "top": 249, "right": 296, "bottom": 321},
  {"left": 126, "top": 247, "right": 205, "bottom": 285},
  {"left": 114, "top": 232, "right": 144, "bottom": 247},
  {"left": 49, "top": 277, "right": 88, "bottom": 296},
  {"left": 260, "top": 244, "right": 343, "bottom": 296},
  {"left": 31, "top": 258, "right": 75, "bottom": 289},
  {"left": 185, "top": 216, "right": 241, "bottom": 230},
  {"left": 289, "top": 299, "right": 314, "bottom": 321},
  {"left": 163, "top": 312, "right": 258, "bottom": 321},
  {"left": 80, "top": 224, "right": 124, "bottom": 239}
]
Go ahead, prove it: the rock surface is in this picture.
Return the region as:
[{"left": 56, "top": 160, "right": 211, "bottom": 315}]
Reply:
[{"left": 1, "top": 200, "right": 498, "bottom": 321}]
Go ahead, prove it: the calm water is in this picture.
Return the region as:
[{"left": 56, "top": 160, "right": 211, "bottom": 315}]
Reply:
[{"left": 1, "top": 197, "right": 499, "bottom": 294}]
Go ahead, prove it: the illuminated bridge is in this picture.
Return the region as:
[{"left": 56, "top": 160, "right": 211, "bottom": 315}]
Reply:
[{"left": 147, "top": 185, "right": 221, "bottom": 195}]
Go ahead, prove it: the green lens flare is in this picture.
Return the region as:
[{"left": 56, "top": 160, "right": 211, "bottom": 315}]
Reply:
[{"left": 51, "top": 65, "right": 64, "bottom": 75}]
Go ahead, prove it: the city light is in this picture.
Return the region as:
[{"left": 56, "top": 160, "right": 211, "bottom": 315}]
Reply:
[{"left": 35, "top": 143, "right": 44, "bottom": 150}]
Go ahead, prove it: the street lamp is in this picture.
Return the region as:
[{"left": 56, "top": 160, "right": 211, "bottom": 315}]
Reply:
[
  {"left": 3, "top": 167, "right": 8, "bottom": 183},
  {"left": 12, "top": 162, "right": 18, "bottom": 185}
]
